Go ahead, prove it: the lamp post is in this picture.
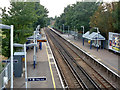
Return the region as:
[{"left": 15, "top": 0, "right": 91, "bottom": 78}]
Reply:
[
  {"left": 33, "top": 31, "right": 36, "bottom": 68},
  {"left": 13, "top": 42, "right": 37, "bottom": 89},
  {"left": 81, "top": 26, "right": 84, "bottom": 35},
  {"left": 0, "top": 24, "right": 14, "bottom": 89},
  {"left": 94, "top": 27, "right": 100, "bottom": 51},
  {"left": 24, "top": 44, "right": 27, "bottom": 88},
  {"left": 68, "top": 26, "right": 69, "bottom": 36},
  {"left": 62, "top": 24, "right": 64, "bottom": 34},
  {"left": 11, "top": 25, "right": 13, "bottom": 89},
  {"left": 81, "top": 26, "right": 84, "bottom": 46},
  {"left": 74, "top": 26, "right": 75, "bottom": 39},
  {"left": 38, "top": 25, "right": 40, "bottom": 31}
]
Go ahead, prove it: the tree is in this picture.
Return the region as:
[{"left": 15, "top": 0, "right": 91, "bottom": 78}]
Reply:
[
  {"left": 55, "top": 2, "right": 99, "bottom": 32},
  {"left": 33, "top": 2, "right": 48, "bottom": 28},
  {"left": 112, "top": 2, "right": 120, "bottom": 33},
  {"left": 90, "top": 2, "right": 119, "bottom": 39},
  {"left": 1, "top": 1, "right": 48, "bottom": 57}
]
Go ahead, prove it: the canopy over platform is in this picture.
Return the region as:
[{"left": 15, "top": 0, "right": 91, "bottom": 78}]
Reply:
[
  {"left": 82, "top": 31, "right": 90, "bottom": 39},
  {"left": 27, "top": 34, "right": 47, "bottom": 42},
  {"left": 83, "top": 31, "right": 105, "bottom": 40},
  {"left": 27, "top": 34, "right": 42, "bottom": 40},
  {"left": 82, "top": 31, "right": 106, "bottom": 51},
  {"left": 88, "top": 32, "right": 105, "bottom": 40},
  {"left": 0, "top": 24, "right": 11, "bottom": 29}
]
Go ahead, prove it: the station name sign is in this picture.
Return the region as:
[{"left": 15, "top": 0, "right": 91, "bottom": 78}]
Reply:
[
  {"left": 28, "top": 77, "right": 46, "bottom": 81},
  {"left": 2, "top": 60, "right": 18, "bottom": 63}
]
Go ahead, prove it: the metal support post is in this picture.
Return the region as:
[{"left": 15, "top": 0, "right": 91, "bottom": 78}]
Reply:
[
  {"left": 90, "top": 40, "right": 92, "bottom": 49},
  {"left": 74, "top": 26, "right": 75, "bottom": 40},
  {"left": 10, "top": 25, "right": 13, "bottom": 89},
  {"left": 63, "top": 24, "right": 64, "bottom": 33},
  {"left": 33, "top": 31, "right": 36, "bottom": 68},
  {"left": 83, "top": 38, "right": 84, "bottom": 46},
  {"left": 35, "top": 30, "right": 38, "bottom": 53},
  {"left": 40, "top": 42, "right": 42, "bottom": 50},
  {"left": 97, "top": 28, "right": 99, "bottom": 51},
  {"left": 24, "top": 44, "right": 27, "bottom": 88},
  {"left": 103, "top": 41, "right": 104, "bottom": 49},
  {"left": 68, "top": 26, "right": 69, "bottom": 36}
]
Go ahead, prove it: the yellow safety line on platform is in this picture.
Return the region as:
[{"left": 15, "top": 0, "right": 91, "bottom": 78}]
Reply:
[
  {"left": 73, "top": 42, "right": 120, "bottom": 73},
  {"left": 45, "top": 43, "right": 56, "bottom": 90}
]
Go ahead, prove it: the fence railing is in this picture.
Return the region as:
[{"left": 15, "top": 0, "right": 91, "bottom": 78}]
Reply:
[{"left": 0, "top": 62, "right": 11, "bottom": 89}]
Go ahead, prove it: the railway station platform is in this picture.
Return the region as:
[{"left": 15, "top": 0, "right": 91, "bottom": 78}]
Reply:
[
  {"left": 51, "top": 28, "right": 120, "bottom": 76},
  {"left": 13, "top": 29, "right": 63, "bottom": 88}
]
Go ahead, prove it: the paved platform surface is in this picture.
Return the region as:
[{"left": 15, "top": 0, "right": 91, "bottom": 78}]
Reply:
[
  {"left": 13, "top": 29, "right": 62, "bottom": 88},
  {"left": 52, "top": 29, "right": 120, "bottom": 75}
]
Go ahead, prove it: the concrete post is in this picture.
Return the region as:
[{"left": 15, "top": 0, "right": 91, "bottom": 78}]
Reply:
[
  {"left": 10, "top": 25, "right": 13, "bottom": 89},
  {"left": 24, "top": 44, "right": 27, "bottom": 88}
]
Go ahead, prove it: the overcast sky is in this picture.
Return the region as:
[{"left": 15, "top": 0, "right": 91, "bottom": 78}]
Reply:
[{"left": 0, "top": 0, "right": 119, "bottom": 18}]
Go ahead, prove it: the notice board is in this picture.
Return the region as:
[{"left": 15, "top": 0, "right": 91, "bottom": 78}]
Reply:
[{"left": 108, "top": 32, "right": 120, "bottom": 53}]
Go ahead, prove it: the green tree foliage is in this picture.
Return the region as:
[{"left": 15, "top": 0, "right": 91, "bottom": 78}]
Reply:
[
  {"left": 33, "top": 2, "right": 48, "bottom": 28},
  {"left": 112, "top": 2, "right": 120, "bottom": 33},
  {"left": 90, "top": 2, "right": 119, "bottom": 39},
  {"left": 1, "top": 1, "right": 48, "bottom": 57},
  {"left": 55, "top": 2, "right": 99, "bottom": 32}
]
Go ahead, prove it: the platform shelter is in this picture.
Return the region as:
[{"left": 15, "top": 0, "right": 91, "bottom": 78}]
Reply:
[{"left": 82, "top": 31, "right": 105, "bottom": 51}]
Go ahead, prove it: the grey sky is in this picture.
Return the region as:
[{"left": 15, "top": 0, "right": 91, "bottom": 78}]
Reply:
[{"left": 0, "top": 0, "right": 119, "bottom": 18}]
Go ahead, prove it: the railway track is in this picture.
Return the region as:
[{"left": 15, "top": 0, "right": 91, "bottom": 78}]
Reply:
[
  {"left": 45, "top": 28, "right": 116, "bottom": 89},
  {"left": 45, "top": 28, "right": 99, "bottom": 89},
  {"left": 50, "top": 29, "right": 116, "bottom": 89},
  {"left": 46, "top": 29, "right": 82, "bottom": 88}
]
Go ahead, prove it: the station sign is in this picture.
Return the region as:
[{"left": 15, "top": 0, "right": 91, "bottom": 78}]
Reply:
[{"left": 28, "top": 77, "right": 46, "bottom": 81}]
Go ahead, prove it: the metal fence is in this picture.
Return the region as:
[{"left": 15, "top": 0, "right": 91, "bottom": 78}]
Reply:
[{"left": 0, "top": 63, "right": 11, "bottom": 89}]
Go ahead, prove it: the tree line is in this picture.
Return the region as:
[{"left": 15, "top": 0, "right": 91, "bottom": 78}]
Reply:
[
  {"left": 54, "top": 2, "right": 119, "bottom": 39},
  {"left": 1, "top": 1, "right": 48, "bottom": 57}
]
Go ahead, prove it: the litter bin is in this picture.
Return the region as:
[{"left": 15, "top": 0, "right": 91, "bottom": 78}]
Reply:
[{"left": 13, "top": 52, "right": 25, "bottom": 77}]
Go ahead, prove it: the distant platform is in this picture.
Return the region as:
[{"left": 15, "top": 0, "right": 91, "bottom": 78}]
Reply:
[{"left": 50, "top": 27, "right": 120, "bottom": 76}]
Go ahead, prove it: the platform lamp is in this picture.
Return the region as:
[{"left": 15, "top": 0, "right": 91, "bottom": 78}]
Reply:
[
  {"left": 81, "top": 26, "right": 84, "bottom": 46},
  {"left": 73, "top": 26, "right": 75, "bottom": 39},
  {"left": 68, "top": 26, "right": 70, "bottom": 36},
  {"left": 62, "top": 24, "right": 64, "bottom": 34},
  {"left": 94, "top": 27, "right": 100, "bottom": 51},
  {"left": 13, "top": 42, "right": 37, "bottom": 89},
  {"left": 0, "top": 24, "right": 14, "bottom": 89}
]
